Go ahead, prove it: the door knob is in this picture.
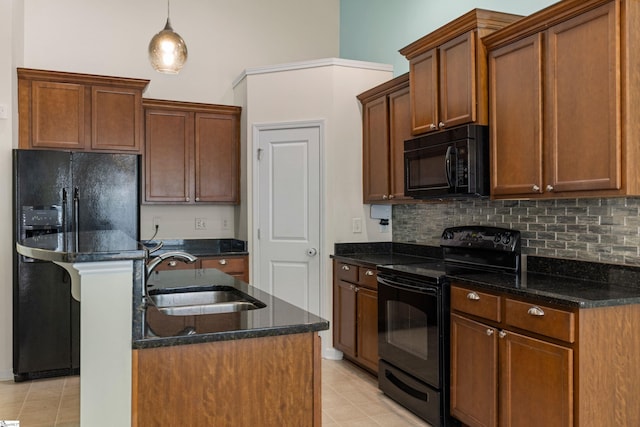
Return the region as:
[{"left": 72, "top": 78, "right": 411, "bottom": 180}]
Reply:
[{"left": 306, "top": 248, "right": 318, "bottom": 256}]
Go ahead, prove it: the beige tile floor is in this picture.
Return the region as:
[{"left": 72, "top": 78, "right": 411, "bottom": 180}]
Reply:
[{"left": 0, "top": 359, "right": 430, "bottom": 427}]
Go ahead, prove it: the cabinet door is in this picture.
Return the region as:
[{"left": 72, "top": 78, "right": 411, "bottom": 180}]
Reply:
[
  {"left": 356, "top": 287, "right": 378, "bottom": 372},
  {"left": 450, "top": 313, "right": 498, "bottom": 427},
  {"left": 439, "top": 31, "right": 476, "bottom": 129},
  {"left": 410, "top": 48, "right": 438, "bottom": 134},
  {"left": 195, "top": 112, "right": 240, "bottom": 203},
  {"left": 362, "top": 95, "right": 390, "bottom": 202},
  {"left": 91, "top": 86, "right": 142, "bottom": 152},
  {"left": 545, "top": 2, "right": 619, "bottom": 194},
  {"left": 489, "top": 34, "right": 544, "bottom": 197},
  {"left": 144, "top": 109, "right": 193, "bottom": 203},
  {"left": 388, "top": 85, "right": 412, "bottom": 201},
  {"left": 499, "top": 330, "right": 573, "bottom": 427},
  {"left": 30, "top": 81, "right": 87, "bottom": 150},
  {"left": 333, "top": 280, "right": 357, "bottom": 358}
]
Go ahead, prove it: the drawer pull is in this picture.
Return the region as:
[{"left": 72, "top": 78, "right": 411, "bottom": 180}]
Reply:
[
  {"left": 527, "top": 306, "right": 545, "bottom": 317},
  {"left": 466, "top": 291, "right": 480, "bottom": 301},
  {"left": 219, "top": 259, "right": 227, "bottom": 265},
  {"left": 341, "top": 265, "right": 351, "bottom": 271},
  {"left": 365, "top": 270, "right": 374, "bottom": 276}
]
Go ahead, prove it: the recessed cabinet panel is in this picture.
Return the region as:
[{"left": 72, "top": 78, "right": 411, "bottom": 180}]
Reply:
[
  {"left": 439, "top": 32, "right": 476, "bottom": 128},
  {"left": 362, "top": 95, "right": 390, "bottom": 202},
  {"left": 31, "top": 81, "right": 86, "bottom": 149},
  {"left": 546, "top": 3, "right": 620, "bottom": 193},
  {"left": 144, "top": 110, "right": 191, "bottom": 202},
  {"left": 489, "top": 34, "right": 544, "bottom": 197},
  {"left": 410, "top": 49, "right": 438, "bottom": 134},
  {"left": 92, "top": 86, "right": 141, "bottom": 152},
  {"left": 195, "top": 113, "right": 239, "bottom": 203}
]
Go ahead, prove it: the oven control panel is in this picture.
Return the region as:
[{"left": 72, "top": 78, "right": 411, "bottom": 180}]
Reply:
[{"left": 441, "top": 226, "right": 520, "bottom": 252}]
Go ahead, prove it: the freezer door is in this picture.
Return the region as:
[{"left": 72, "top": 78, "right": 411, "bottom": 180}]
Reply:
[{"left": 71, "top": 152, "right": 139, "bottom": 239}]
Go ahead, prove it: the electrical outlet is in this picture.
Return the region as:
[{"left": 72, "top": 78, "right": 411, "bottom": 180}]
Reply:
[
  {"left": 352, "top": 217, "right": 362, "bottom": 233},
  {"left": 221, "top": 219, "right": 230, "bottom": 230},
  {"left": 195, "top": 218, "right": 207, "bottom": 230}
]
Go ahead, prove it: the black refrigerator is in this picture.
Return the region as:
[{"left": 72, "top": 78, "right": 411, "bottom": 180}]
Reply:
[{"left": 12, "top": 149, "right": 140, "bottom": 381}]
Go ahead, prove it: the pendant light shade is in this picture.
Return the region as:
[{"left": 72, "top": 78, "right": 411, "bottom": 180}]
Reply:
[{"left": 148, "top": 1, "right": 188, "bottom": 74}]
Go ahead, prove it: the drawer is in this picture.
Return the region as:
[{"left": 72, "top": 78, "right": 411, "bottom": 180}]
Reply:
[
  {"left": 451, "top": 285, "right": 501, "bottom": 322},
  {"left": 505, "top": 298, "right": 575, "bottom": 343},
  {"left": 201, "top": 256, "right": 246, "bottom": 274},
  {"left": 358, "top": 266, "right": 378, "bottom": 290},
  {"left": 154, "top": 258, "right": 198, "bottom": 271},
  {"left": 335, "top": 262, "right": 358, "bottom": 282}
]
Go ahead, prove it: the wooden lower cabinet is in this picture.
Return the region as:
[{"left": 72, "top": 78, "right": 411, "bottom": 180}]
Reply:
[
  {"left": 450, "top": 283, "right": 640, "bottom": 427},
  {"left": 150, "top": 254, "right": 249, "bottom": 282},
  {"left": 132, "top": 332, "right": 322, "bottom": 426},
  {"left": 332, "top": 261, "right": 379, "bottom": 373}
]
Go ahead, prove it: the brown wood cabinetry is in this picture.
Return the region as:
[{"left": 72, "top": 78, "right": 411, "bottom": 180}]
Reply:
[
  {"left": 357, "top": 73, "right": 412, "bottom": 203},
  {"left": 399, "top": 9, "right": 521, "bottom": 136},
  {"left": 450, "top": 282, "right": 640, "bottom": 427},
  {"left": 485, "top": 0, "right": 640, "bottom": 199},
  {"left": 332, "top": 260, "right": 379, "bottom": 373},
  {"left": 143, "top": 99, "right": 241, "bottom": 204},
  {"left": 152, "top": 254, "right": 249, "bottom": 282},
  {"left": 132, "top": 332, "right": 322, "bottom": 426},
  {"left": 17, "top": 68, "right": 149, "bottom": 153}
]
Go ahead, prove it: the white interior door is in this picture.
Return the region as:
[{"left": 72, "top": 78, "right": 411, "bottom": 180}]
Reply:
[{"left": 255, "top": 123, "right": 321, "bottom": 315}]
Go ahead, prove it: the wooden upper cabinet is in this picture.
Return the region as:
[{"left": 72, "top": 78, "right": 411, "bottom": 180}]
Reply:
[
  {"left": 17, "top": 68, "right": 149, "bottom": 153},
  {"left": 358, "top": 73, "right": 412, "bottom": 203},
  {"left": 400, "top": 9, "right": 522, "bottom": 136},
  {"left": 485, "top": 0, "right": 627, "bottom": 199},
  {"left": 143, "top": 99, "right": 241, "bottom": 204}
]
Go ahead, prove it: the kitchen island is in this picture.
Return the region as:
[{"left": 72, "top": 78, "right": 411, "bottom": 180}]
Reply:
[{"left": 133, "top": 268, "right": 329, "bottom": 426}]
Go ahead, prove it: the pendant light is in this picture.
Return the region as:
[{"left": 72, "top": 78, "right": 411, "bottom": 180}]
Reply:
[{"left": 148, "top": 0, "right": 188, "bottom": 74}]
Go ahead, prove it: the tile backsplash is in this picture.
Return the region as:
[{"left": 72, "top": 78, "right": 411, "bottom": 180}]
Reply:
[{"left": 392, "top": 197, "right": 640, "bottom": 266}]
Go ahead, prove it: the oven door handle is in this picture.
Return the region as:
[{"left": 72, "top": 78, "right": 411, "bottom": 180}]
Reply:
[{"left": 378, "top": 276, "right": 438, "bottom": 295}]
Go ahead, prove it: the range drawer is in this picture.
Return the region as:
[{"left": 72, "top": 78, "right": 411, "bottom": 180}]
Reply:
[
  {"left": 335, "top": 262, "right": 358, "bottom": 282},
  {"left": 451, "top": 285, "right": 501, "bottom": 322},
  {"left": 505, "top": 298, "right": 575, "bottom": 343},
  {"left": 358, "top": 266, "right": 378, "bottom": 290}
]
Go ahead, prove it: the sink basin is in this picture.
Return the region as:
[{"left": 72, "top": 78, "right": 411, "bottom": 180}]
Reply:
[{"left": 149, "top": 286, "right": 266, "bottom": 316}]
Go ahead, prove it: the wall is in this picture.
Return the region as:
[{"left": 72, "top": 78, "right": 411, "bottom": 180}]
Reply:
[
  {"left": 234, "top": 59, "right": 394, "bottom": 357},
  {"left": 340, "top": 0, "right": 559, "bottom": 76},
  {"left": 394, "top": 198, "right": 640, "bottom": 266},
  {"left": 2, "top": 0, "right": 339, "bottom": 379}
]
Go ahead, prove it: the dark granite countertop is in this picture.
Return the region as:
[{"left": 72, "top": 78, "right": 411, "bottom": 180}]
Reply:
[
  {"left": 17, "top": 230, "right": 146, "bottom": 263},
  {"left": 331, "top": 241, "right": 443, "bottom": 266},
  {"left": 332, "top": 242, "right": 640, "bottom": 309},
  {"left": 143, "top": 238, "right": 247, "bottom": 257},
  {"left": 133, "top": 268, "right": 329, "bottom": 349}
]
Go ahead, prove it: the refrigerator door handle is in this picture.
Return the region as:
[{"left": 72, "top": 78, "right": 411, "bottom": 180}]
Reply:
[
  {"left": 73, "top": 187, "right": 79, "bottom": 248},
  {"left": 62, "top": 188, "right": 68, "bottom": 232}
]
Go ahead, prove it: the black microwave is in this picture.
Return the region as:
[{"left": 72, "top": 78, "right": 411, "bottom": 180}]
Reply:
[{"left": 404, "top": 124, "right": 489, "bottom": 199}]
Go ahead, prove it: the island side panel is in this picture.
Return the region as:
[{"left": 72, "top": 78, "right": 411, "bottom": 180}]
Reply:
[{"left": 132, "top": 332, "right": 321, "bottom": 426}]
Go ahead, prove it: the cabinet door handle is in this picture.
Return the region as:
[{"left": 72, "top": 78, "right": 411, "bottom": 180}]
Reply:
[
  {"left": 341, "top": 265, "right": 350, "bottom": 271},
  {"left": 486, "top": 329, "right": 494, "bottom": 336},
  {"left": 429, "top": 123, "right": 437, "bottom": 130},
  {"left": 186, "top": 197, "right": 190, "bottom": 202},
  {"left": 532, "top": 184, "right": 540, "bottom": 192},
  {"left": 545, "top": 185, "right": 554, "bottom": 192},
  {"left": 365, "top": 270, "right": 374, "bottom": 276},
  {"left": 219, "top": 259, "right": 227, "bottom": 265},
  {"left": 382, "top": 195, "right": 388, "bottom": 200},
  {"left": 527, "top": 306, "right": 545, "bottom": 316},
  {"left": 168, "top": 260, "right": 177, "bottom": 267},
  {"left": 466, "top": 291, "right": 480, "bottom": 301},
  {"left": 196, "top": 197, "right": 200, "bottom": 202},
  {"left": 499, "top": 331, "right": 507, "bottom": 338},
  {"left": 438, "top": 121, "right": 446, "bottom": 128}
]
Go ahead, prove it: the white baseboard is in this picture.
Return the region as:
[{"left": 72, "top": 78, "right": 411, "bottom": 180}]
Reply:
[
  {"left": 322, "top": 347, "right": 343, "bottom": 360},
  {"left": 0, "top": 369, "right": 13, "bottom": 381}
]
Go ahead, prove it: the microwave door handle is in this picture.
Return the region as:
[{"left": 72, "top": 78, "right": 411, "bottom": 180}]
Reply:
[{"left": 445, "top": 146, "right": 454, "bottom": 188}]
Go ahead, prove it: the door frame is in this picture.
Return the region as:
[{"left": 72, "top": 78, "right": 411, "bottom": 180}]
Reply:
[{"left": 251, "top": 119, "right": 326, "bottom": 318}]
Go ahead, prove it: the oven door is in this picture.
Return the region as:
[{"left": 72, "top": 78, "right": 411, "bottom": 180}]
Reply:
[{"left": 378, "top": 274, "right": 442, "bottom": 388}]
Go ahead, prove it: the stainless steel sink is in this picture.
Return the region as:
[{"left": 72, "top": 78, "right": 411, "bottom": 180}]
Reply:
[{"left": 149, "top": 286, "right": 266, "bottom": 316}]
